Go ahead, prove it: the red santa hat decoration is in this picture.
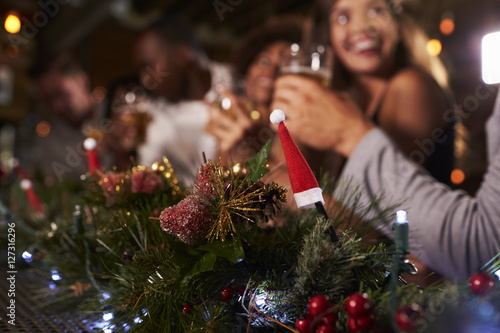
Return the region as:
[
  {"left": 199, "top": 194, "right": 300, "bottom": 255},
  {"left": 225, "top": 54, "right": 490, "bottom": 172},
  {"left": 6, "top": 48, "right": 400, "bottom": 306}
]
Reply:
[
  {"left": 270, "top": 109, "right": 339, "bottom": 244},
  {"left": 83, "top": 138, "right": 102, "bottom": 175},
  {"left": 270, "top": 109, "right": 324, "bottom": 209},
  {"left": 20, "top": 179, "right": 44, "bottom": 214}
]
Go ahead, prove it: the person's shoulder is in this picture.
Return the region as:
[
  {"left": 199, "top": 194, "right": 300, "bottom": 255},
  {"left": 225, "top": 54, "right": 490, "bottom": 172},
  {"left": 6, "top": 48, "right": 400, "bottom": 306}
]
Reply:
[
  {"left": 385, "top": 67, "right": 447, "bottom": 111},
  {"left": 380, "top": 67, "right": 448, "bottom": 132},
  {"left": 387, "top": 67, "right": 441, "bottom": 95}
]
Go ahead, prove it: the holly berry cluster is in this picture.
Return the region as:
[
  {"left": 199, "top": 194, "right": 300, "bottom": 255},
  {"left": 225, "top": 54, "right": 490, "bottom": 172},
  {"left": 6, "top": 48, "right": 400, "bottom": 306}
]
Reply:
[
  {"left": 295, "top": 294, "right": 336, "bottom": 333},
  {"left": 468, "top": 271, "right": 496, "bottom": 295},
  {"left": 345, "top": 292, "right": 375, "bottom": 331},
  {"left": 178, "top": 268, "right": 500, "bottom": 331},
  {"left": 395, "top": 304, "right": 423, "bottom": 332}
]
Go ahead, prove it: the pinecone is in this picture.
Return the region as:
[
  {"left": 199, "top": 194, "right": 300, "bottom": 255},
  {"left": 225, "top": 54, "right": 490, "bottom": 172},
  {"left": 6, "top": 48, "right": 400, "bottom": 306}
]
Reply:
[{"left": 235, "top": 181, "right": 287, "bottom": 226}]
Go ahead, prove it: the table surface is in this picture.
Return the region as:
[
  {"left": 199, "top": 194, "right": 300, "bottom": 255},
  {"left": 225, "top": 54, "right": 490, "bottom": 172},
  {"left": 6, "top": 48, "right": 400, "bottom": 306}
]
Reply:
[{"left": 0, "top": 264, "right": 102, "bottom": 333}]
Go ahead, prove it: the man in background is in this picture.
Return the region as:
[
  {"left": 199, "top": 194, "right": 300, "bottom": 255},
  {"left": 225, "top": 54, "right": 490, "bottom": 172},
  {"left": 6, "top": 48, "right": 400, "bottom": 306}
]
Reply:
[
  {"left": 133, "top": 14, "right": 232, "bottom": 185},
  {"left": 29, "top": 53, "right": 109, "bottom": 183}
]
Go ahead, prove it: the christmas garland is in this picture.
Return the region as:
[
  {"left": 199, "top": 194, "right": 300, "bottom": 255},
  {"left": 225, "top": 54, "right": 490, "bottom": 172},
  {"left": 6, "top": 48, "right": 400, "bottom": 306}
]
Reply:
[{"left": 2, "top": 142, "right": 500, "bottom": 333}]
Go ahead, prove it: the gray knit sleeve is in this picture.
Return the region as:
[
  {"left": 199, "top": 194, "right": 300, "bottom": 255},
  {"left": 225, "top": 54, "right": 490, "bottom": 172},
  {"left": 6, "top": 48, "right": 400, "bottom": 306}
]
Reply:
[{"left": 340, "top": 127, "right": 500, "bottom": 281}]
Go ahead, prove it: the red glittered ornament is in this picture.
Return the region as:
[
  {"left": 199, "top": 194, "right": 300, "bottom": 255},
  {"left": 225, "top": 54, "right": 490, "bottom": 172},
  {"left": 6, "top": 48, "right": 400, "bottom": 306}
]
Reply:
[
  {"left": 182, "top": 304, "right": 192, "bottom": 314},
  {"left": 348, "top": 314, "right": 375, "bottom": 331},
  {"left": 468, "top": 272, "right": 496, "bottom": 295},
  {"left": 221, "top": 287, "right": 234, "bottom": 300},
  {"left": 295, "top": 318, "right": 313, "bottom": 333},
  {"left": 308, "top": 294, "right": 332, "bottom": 317},
  {"left": 395, "top": 304, "right": 423, "bottom": 332},
  {"left": 345, "top": 293, "right": 372, "bottom": 318},
  {"left": 316, "top": 323, "right": 335, "bottom": 333},
  {"left": 100, "top": 171, "right": 127, "bottom": 200},
  {"left": 159, "top": 195, "right": 212, "bottom": 246},
  {"left": 131, "top": 169, "right": 164, "bottom": 193}
]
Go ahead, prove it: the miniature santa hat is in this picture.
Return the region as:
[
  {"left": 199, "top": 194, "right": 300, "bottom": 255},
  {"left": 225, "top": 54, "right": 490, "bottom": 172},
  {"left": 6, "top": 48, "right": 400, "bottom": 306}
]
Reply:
[
  {"left": 20, "top": 179, "right": 44, "bottom": 213},
  {"left": 83, "top": 138, "right": 101, "bottom": 174},
  {"left": 270, "top": 109, "right": 324, "bottom": 209}
]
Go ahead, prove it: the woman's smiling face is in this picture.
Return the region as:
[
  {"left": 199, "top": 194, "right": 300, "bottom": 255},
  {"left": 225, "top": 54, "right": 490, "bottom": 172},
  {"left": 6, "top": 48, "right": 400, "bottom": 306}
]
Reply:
[
  {"left": 245, "top": 41, "right": 289, "bottom": 106},
  {"left": 329, "top": 0, "right": 400, "bottom": 77}
]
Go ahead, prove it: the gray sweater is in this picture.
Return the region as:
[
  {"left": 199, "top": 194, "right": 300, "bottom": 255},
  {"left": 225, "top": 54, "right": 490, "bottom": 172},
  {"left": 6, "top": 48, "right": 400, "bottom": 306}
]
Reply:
[{"left": 340, "top": 90, "right": 500, "bottom": 281}]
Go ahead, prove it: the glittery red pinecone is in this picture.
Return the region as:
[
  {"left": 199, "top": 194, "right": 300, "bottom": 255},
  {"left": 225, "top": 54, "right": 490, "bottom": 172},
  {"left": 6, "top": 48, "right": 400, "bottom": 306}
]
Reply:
[
  {"left": 159, "top": 195, "right": 212, "bottom": 246},
  {"left": 193, "top": 164, "right": 216, "bottom": 198},
  {"left": 131, "top": 169, "right": 165, "bottom": 194}
]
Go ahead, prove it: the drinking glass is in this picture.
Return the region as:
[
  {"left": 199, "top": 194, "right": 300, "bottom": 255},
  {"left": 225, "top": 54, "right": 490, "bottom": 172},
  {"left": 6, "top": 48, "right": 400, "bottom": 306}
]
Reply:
[{"left": 279, "top": 43, "right": 333, "bottom": 88}]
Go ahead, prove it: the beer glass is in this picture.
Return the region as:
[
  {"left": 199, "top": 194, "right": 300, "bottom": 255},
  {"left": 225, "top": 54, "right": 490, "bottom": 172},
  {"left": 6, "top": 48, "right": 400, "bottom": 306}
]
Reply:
[{"left": 279, "top": 43, "right": 333, "bottom": 88}]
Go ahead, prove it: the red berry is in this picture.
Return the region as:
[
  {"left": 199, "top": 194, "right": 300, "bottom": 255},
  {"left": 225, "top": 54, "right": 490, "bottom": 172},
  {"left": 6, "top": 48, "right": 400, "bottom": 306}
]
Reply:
[
  {"left": 468, "top": 272, "right": 496, "bottom": 295},
  {"left": 221, "top": 287, "right": 234, "bottom": 300},
  {"left": 345, "top": 293, "right": 371, "bottom": 318},
  {"left": 321, "top": 313, "right": 336, "bottom": 326},
  {"left": 295, "top": 318, "right": 313, "bottom": 333},
  {"left": 308, "top": 294, "right": 332, "bottom": 317},
  {"left": 356, "top": 314, "right": 376, "bottom": 330},
  {"left": 348, "top": 317, "right": 358, "bottom": 331},
  {"left": 316, "top": 323, "right": 335, "bottom": 333},
  {"left": 238, "top": 287, "right": 246, "bottom": 296},
  {"left": 348, "top": 314, "right": 375, "bottom": 331},
  {"left": 182, "top": 304, "right": 191, "bottom": 314},
  {"left": 395, "top": 304, "right": 423, "bottom": 332}
]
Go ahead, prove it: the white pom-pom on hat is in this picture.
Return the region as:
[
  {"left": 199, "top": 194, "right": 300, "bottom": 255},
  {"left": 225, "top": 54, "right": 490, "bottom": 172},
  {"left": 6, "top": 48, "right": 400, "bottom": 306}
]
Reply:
[
  {"left": 20, "top": 179, "right": 33, "bottom": 190},
  {"left": 83, "top": 138, "right": 97, "bottom": 150},
  {"left": 270, "top": 109, "right": 286, "bottom": 125}
]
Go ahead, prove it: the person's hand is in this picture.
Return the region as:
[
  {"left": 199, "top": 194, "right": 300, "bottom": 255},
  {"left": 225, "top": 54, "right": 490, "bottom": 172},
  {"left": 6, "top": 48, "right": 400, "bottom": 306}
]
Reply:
[
  {"left": 205, "top": 87, "right": 253, "bottom": 157},
  {"left": 271, "top": 75, "right": 374, "bottom": 157}
]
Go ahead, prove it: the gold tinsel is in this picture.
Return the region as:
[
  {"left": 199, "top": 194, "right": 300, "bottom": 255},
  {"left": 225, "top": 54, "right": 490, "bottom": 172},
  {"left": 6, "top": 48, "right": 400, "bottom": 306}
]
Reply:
[{"left": 196, "top": 160, "right": 287, "bottom": 242}]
